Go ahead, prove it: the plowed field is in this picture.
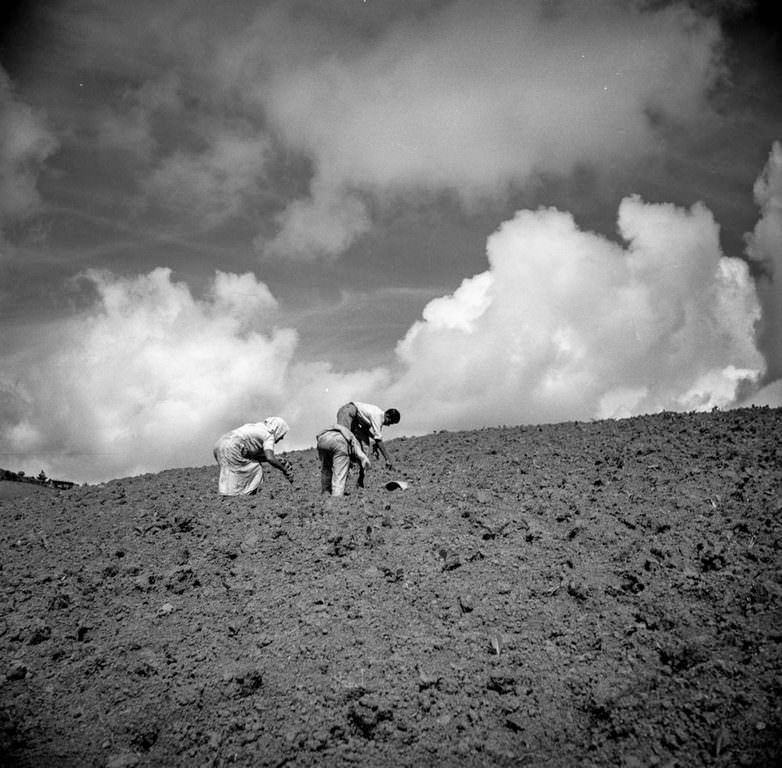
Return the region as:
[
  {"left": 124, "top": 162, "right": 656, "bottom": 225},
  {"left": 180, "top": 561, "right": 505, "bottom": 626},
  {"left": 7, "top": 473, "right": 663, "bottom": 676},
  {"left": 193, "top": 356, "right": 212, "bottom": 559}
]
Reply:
[{"left": 2, "top": 407, "right": 781, "bottom": 767}]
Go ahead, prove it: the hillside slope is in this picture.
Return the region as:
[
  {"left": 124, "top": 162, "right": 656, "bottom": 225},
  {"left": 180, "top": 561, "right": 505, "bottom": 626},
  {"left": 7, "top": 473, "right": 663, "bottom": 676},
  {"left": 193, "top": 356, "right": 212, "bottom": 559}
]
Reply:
[{"left": 1, "top": 407, "right": 781, "bottom": 767}]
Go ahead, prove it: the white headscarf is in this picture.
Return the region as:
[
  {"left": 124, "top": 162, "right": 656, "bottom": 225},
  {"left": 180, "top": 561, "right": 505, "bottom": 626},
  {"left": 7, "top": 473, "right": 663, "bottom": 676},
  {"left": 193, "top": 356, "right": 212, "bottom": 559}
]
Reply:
[{"left": 263, "top": 416, "right": 289, "bottom": 442}]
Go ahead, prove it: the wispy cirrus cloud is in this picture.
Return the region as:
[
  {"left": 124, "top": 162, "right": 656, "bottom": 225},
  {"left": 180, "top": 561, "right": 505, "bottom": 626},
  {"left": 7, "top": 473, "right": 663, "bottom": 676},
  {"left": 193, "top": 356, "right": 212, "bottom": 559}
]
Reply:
[
  {"left": 0, "top": 68, "right": 58, "bottom": 225},
  {"left": 57, "top": 1, "right": 724, "bottom": 259},
  {"left": 255, "top": 0, "right": 722, "bottom": 258},
  {"left": 142, "top": 129, "right": 271, "bottom": 228}
]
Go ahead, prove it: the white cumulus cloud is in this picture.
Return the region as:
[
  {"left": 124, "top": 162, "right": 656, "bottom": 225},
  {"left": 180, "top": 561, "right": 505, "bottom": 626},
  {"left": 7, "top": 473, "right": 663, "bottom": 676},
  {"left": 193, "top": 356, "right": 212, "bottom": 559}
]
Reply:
[
  {"left": 744, "top": 141, "right": 782, "bottom": 385},
  {"left": 0, "top": 266, "right": 389, "bottom": 482},
  {"left": 4, "top": 142, "right": 780, "bottom": 483},
  {"left": 386, "top": 195, "right": 765, "bottom": 432},
  {"left": 0, "top": 269, "right": 288, "bottom": 481}
]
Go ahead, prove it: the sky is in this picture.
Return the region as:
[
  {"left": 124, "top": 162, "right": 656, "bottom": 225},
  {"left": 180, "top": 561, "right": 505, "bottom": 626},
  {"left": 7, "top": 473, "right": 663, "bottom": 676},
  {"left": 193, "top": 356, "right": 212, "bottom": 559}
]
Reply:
[{"left": 0, "top": 0, "right": 781, "bottom": 484}]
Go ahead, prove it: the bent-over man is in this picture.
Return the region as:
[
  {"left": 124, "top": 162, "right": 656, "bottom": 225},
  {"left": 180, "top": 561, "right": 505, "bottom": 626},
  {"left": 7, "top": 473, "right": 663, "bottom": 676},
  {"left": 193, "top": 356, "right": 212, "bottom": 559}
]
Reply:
[
  {"left": 316, "top": 424, "right": 371, "bottom": 497},
  {"left": 213, "top": 416, "right": 293, "bottom": 495},
  {"left": 336, "top": 401, "right": 400, "bottom": 487}
]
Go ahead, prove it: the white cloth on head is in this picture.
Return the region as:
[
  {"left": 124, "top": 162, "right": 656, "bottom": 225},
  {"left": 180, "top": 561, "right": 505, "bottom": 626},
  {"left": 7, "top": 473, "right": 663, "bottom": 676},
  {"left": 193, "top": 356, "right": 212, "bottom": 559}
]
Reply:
[
  {"left": 213, "top": 417, "right": 289, "bottom": 496},
  {"left": 262, "top": 416, "right": 289, "bottom": 443}
]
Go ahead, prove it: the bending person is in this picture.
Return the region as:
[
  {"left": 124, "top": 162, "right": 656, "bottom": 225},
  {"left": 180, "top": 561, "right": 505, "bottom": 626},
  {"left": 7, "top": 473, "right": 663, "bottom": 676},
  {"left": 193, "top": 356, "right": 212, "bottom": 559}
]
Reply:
[
  {"left": 336, "top": 401, "right": 400, "bottom": 487},
  {"left": 316, "top": 424, "right": 371, "bottom": 497},
  {"left": 213, "top": 416, "right": 293, "bottom": 496}
]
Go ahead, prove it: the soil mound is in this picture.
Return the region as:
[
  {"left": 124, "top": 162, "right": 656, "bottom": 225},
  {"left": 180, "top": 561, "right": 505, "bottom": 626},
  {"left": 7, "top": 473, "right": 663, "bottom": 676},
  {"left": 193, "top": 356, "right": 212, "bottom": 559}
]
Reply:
[{"left": 2, "top": 407, "right": 780, "bottom": 767}]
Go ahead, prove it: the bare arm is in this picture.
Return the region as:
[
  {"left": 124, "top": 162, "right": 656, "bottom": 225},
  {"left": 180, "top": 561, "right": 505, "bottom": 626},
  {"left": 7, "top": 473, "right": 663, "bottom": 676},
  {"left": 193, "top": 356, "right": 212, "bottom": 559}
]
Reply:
[
  {"left": 262, "top": 448, "right": 294, "bottom": 482},
  {"left": 351, "top": 437, "right": 371, "bottom": 469},
  {"left": 375, "top": 439, "right": 393, "bottom": 469}
]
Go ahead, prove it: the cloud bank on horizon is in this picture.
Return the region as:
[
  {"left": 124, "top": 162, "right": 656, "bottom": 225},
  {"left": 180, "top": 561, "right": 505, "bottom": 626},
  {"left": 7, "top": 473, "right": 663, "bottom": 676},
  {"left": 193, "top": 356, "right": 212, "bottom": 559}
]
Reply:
[
  {"left": 745, "top": 142, "right": 782, "bottom": 387},
  {"left": 0, "top": 0, "right": 780, "bottom": 482},
  {"left": 3, "top": 145, "right": 780, "bottom": 483}
]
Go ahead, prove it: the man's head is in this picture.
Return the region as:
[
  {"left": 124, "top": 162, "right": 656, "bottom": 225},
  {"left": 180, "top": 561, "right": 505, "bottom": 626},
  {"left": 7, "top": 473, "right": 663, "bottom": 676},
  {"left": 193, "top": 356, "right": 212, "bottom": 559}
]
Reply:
[{"left": 383, "top": 408, "right": 400, "bottom": 426}]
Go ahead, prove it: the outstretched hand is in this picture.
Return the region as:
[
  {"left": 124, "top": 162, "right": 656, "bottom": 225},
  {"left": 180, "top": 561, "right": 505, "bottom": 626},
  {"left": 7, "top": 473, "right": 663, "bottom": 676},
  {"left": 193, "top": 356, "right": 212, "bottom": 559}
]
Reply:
[{"left": 279, "top": 458, "right": 295, "bottom": 484}]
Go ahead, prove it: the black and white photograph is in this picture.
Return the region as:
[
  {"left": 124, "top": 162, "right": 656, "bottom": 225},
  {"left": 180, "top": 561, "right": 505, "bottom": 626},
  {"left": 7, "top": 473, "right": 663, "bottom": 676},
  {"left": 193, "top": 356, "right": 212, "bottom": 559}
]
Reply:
[{"left": 1, "top": 1, "right": 780, "bottom": 765}]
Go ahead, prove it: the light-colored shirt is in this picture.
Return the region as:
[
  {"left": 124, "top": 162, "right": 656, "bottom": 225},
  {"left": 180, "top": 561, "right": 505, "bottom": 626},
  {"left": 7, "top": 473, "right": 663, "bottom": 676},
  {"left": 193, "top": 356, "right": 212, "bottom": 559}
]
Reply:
[{"left": 352, "top": 401, "right": 385, "bottom": 442}]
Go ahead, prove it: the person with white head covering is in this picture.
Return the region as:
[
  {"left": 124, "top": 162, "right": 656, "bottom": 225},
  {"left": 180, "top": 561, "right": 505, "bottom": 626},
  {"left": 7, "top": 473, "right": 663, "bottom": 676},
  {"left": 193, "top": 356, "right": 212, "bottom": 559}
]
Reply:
[{"left": 213, "top": 417, "right": 293, "bottom": 495}]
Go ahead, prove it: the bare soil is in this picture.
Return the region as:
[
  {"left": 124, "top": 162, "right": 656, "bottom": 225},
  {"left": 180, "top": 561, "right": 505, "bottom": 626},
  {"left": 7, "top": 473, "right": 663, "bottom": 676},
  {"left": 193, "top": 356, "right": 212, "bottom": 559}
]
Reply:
[{"left": 1, "top": 407, "right": 781, "bottom": 767}]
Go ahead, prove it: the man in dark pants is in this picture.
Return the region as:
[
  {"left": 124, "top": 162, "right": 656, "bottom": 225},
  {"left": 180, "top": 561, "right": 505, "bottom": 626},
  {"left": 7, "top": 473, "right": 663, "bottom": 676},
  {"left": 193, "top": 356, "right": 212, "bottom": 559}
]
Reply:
[{"left": 336, "top": 401, "right": 400, "bottom": 487}]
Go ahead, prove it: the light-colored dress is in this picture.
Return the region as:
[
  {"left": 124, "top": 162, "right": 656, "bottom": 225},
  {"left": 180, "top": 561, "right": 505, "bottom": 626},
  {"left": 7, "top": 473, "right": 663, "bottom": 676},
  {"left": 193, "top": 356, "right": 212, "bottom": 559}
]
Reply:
[{"left": 213, "top": 417, "right": 289, "bottom": 496}]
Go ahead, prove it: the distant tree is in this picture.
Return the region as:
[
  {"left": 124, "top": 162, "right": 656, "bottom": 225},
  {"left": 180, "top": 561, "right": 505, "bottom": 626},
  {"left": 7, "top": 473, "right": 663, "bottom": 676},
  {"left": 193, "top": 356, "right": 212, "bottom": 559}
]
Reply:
[
  {"left": 18, "top": 470, "right": 25, "bottom": 478},
  {"left": 37, "top": 470, "right": 48, "bottom": 483}
]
